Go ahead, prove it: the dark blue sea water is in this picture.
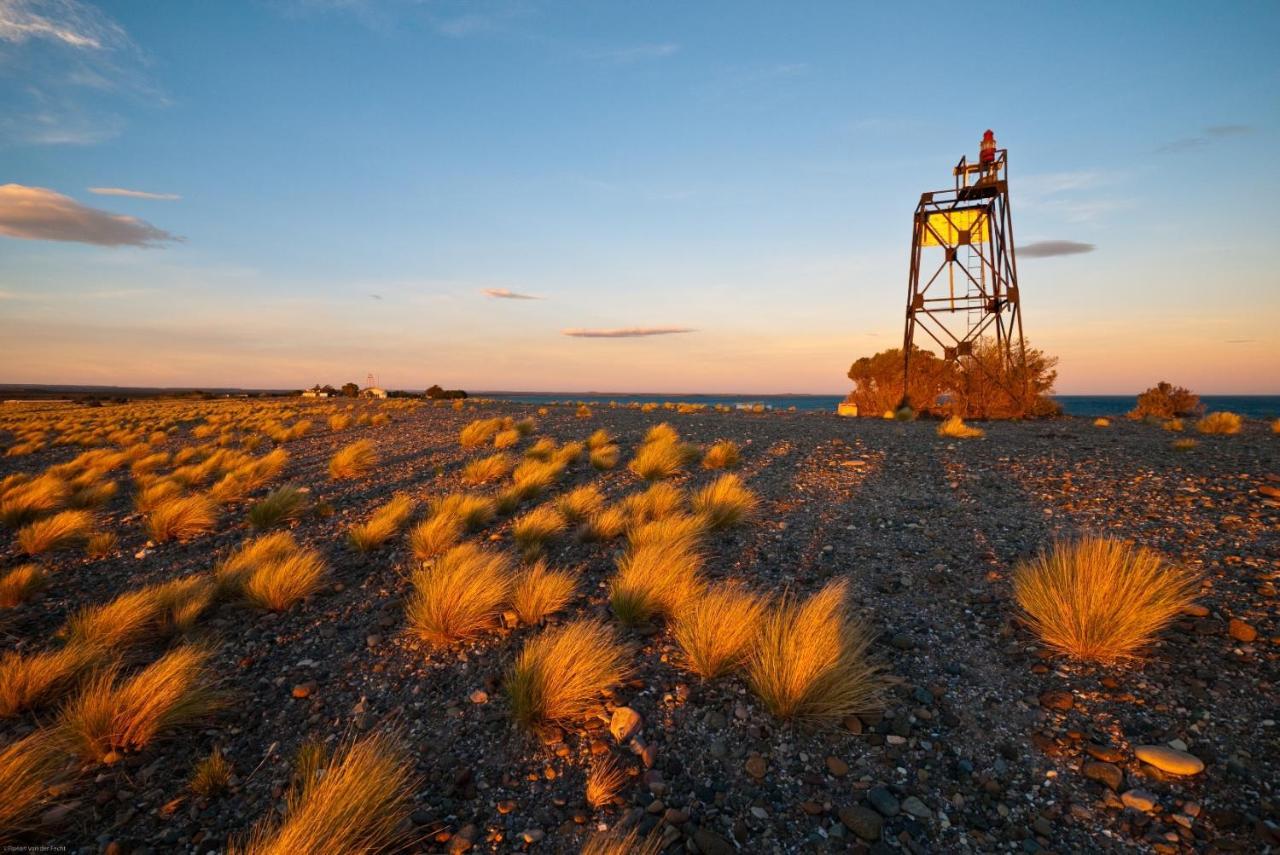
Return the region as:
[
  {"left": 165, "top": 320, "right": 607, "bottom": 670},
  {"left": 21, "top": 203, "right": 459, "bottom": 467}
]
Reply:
[{"left": 480, "top": 392, "right": 1280, "bottom": 419}]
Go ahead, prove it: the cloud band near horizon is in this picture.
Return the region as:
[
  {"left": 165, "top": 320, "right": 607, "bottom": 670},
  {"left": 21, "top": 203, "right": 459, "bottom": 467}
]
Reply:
[
  {"left": 562, "top": 326, "right": 695, "bottom": 338},
  {"left": 0, "top": 184, "right": 179, "bottom": 247},
  {"left": 1019, "top": 240, "right": 1095, "bottom": 258}
]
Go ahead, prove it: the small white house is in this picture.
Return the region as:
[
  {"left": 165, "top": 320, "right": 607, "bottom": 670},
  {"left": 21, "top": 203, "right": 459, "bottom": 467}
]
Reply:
[
  {"left": 360, "top": 387, "right": 388, "bottom": 399},
  {"left": 301, "top": 387, "right": 331, "bottom": 398}
]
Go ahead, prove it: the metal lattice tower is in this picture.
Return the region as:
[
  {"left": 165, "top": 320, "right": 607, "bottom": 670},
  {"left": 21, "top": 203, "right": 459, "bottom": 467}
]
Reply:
[{"left": 902, "top": 130, "right": 1028, "bottom": 410}]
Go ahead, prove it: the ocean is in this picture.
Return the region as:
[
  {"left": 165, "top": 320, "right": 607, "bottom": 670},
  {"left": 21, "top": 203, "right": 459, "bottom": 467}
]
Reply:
[{"left": 480, "top": 392, "right": 1280, "bottom": 419}]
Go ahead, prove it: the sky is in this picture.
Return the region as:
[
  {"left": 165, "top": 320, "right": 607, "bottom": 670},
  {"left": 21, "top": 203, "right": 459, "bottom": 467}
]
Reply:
[{"left": 1, "top": 0, "right": 1277, "bottom": 395}]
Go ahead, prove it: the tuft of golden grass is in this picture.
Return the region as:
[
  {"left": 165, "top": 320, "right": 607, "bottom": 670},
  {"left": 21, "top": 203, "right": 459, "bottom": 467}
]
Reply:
[
  {"left": 555, "top": 440, "right": 586, "bottom": 465},
  {"left": 0, "top": 732, "right": 72, "bottom": 843},
  {"left": 493, "top": 428, "right": 520, "bottom": 449},
  {"left": 0, "top": 563, "right": 48, "bottom": 607},
  {"left": 511, "top": 561, "right": 575, "bottom": 625},
  {"left": 626, "top": 513, "right": 707, "bottom": 552},
  {"left": 579, "top": 506, "right": 629, "bottom": 542},
  {"left": 589, "top": 444, "right": 620, "bottom": 471},
  {"left": 348, "top": 493, "right": 415, "bottom": 552},
  {"left": 56, "top": 645, "right": 225, "bottom": 762},
  {"left": 1172, "top": 438, "right": 1198, "bottom": 451},
  {"left": 701, "top": 440, "right": 741, "bottom": 470},
  {"left": 17, "top": 509, "right": 93, "bottom": 555},
  {"left": 67, "top": 576, "right": 213, "bottom": 648},
  {"left": 1162, "top": 418, "right": 1184, "bottom": 432},
  {"left": 644, "top": 423, "right": 679, "bottom": 445},
  {"left": 430, "top": 493, "right": 497, "bottom": 531},
  {"left": 580, "top": 827, "right": 664, "bottom": 855},
  {"left": 1272, "top": 417, "right": 1280, "bottom": 435},
  {"left": 461, "top": 452, "right": 511, "bottom": 485},
  {"left": 135, "top": 478, "right": 183, "bottom": 514},
  {"left": 85, "top": 531, "right": 118, "bottom": 558},
  {"left": 621, "top": 482, "right": 684, "bottom": 524},
  {"left": 690, "top": 474, "right": 758, "bottom": 531},
  {"left": 0, "top": 643, "right": 103, "bottom": 717},
  {"left": 510, "top": 458, "right": 564, "bottom": 501},
  {"left": 1092, "top": 417, "right": 1111, "bottom": 428},
  {"left": 674, "top": 582, "right": 767, "bottom": 679},
  {"left": 628, "top": 438, "right": 686, "bottom": 481},
  {"left": 240, "top": 547, "right": 327, "bottom": 612},
  {"left": 1195, "top": 411, "right": 1242, "bottom": 435},
  {"left": 746, "top": 579, "right": 882, "bottom": 725},
  {"left": 405, "top": 543, "right": 513, "bottom": 645},
  {"left": 585, "top": 753, "right": 628, "bottom": 809},
  {"left": 460, "top": 418, "right": 502, "bottom": 448},
  {"left": 328, "top": 413, "right": 351, "bottom": 431},
  {"left": 586, "top": 428, "right": 612, "bottom": 449},
  {"left": 937, "top": 415, "right": 985, "bottom": 439},
  {"left": 147, "top": 493, "right": 218, "bottom": 542},
  {"left": 576, "top": 404, "right": 593, "bottom": 419},
  {"left": 229, "top": 732, "right": 416, "bottom": 855},
  {"left": 610, "top": 527, "right": 704, "bottom": 626},
  {"left": 248, "top": 486, "right": 309, "bottom": 529},
  {"left": 408, "top": 512, "right": 463, "bottom": 560},
  {"left": 506, "top": 619, "right": 630, "bottom": 728},
  {"left": 328, "top": 440, "right": 377, "bottom": 479},
  {"left": 191, "top": 747, "right": 232, "bottom": 796},
  {"left": 1013, "top": 537, "right": 1199, "bottom": 663},
  {"left": 0, "top": 474, "right": 70, "bottom": 527},
  {"left": 512, "top": 504, "right": 566, "bottom": 555},
  {"left": 556, "top": 484, "right": 605, "bottom": 524},
  {"left": 68, "top": 479, "right": 118, "bottom": 509},
  {"left": 525, "top": 437, "right": 557, "bottom": 461}
]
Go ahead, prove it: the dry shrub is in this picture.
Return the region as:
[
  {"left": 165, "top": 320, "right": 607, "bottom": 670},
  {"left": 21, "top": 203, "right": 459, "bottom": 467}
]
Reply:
[
  {"left": 0, "top": 643, "right": 103, "bottom": 717},
  {"left": 67, "top": 576, "right": 213, "bottom": 648},
  {"left": 746, "top": 579, "right": 882, "bottom": 725},
  {"left": 674, "top": 582, "right": 767, "bottom": 678},
  {"left": 1172, "top": 438, "right": 1198, "bottom": 451},
  {"left": 147, "top": 493, "right": 217, "bottom": 542},
  {"left": 328, "top": 413, "right": 351, "bottom": 431},
  {"left": 1162, "top": 418, "right": 1184, "bottom": 432},
  {"left": 585, "top": 753, "right": 628, "bottom": 809},
  {"left": 628, "top": 438, "right": 686, "bottom": 481},
  {"left": 0, "top": 732, "right": 73, "bottom": 843},
  {"left": 580, "top": 827, "right": 664, "bottom": 855},
  {"left": 68, "top": 479, "right": 118, "bottom": 509},
  {"left": 0, "top": 563, "right": 47, "bottom": 607},
  {"left": 408, "top": 512, "right": 463, "bottom": 560},
  {"left": 17, "top": 509, "right": 93, "bottom": 555},
  {"left": 702, "top": 440, "right": 741, "bottom": 470},
  {"left": 589, "top": 445, "right": 620, "bottom": 471},
  {"left": 0, "top": 474, "right": 69, "bottom": 527},
  {"left": 493, "top": 428, "right": 520, "bottom": 449},
  {"left": 460, "top": 418, "right": 502, "bottom": 448},
  {"left": 578, "top": 506, "right": 628, "bottom": 542},
  {"left": 622, "top": 483, "right": 684, "bottom": 524},
  {"left": 1013, "top": 537, "right": 1198, "bottom": 662},
  {"left": 430, "top": 493, "right": 496, "bottom": 530},
  {"left": 1195, "top": 411, "right": 1242, "bottom": 435},
  {"left": 405, "top": 544, "right": 513, "bottom": 645},
  {"left": 576, "top": 404, "right": 593, "bottom": 419},
  {"left": 525, "top": 437, "right": 557, "bottom": 461},
  {"left": 512, "top": 504, "right": 566, "bottom": 555},
  {"left": 461, "top": 453, "right": 511, "bottom": 485},
  {"left": 57, "top": 645, "right": 224, "bottom": 762},
  {"left": 248, "top": 486, "right": 310, "bottom": 529},
  {"left": 239, "top": 547, "right": 327, "bottom": 612},
  {"left": 586, "top": 429, "right": 612, "bottom": 450},
  {"left": 556, "top": 484, "right": 605, "bottom": 523},
  {"left": 85, "top": 531, "right": 118, "bottom": 558},
  {"left": 506, "top": 619, "right": 630, "bottom": 728},
  {"left": 230, "top": 732, "right": 416, "bottom": 855},
  {"left": 191, "top": 747, "right": 233, "bottom": 796},
  {"left": 610, "top": 527, "right": 704, "bottom": 625},
  {"left": 328, "top": 440, "right": 377, "bottom": 479},
  {"left": 348, "top": 493, "right": 415, "bottom": 552},
  {"left": 937, "top": 415, "right": 985, "bottom": 439},
  {"left": 1093, "top": 417, "right": 1110, "bottom": 428},
  {"left": 643, "top": 423, "right": 679, "bottom": 445},
  {"left": 511, "top": 561, "right": 575, "bottom": 624},
  {"left": 135, "top": 478, "right": 182, "bottom": 514},
  {"left": 690, "top": 474, "right": 758, "bottom": 531}
]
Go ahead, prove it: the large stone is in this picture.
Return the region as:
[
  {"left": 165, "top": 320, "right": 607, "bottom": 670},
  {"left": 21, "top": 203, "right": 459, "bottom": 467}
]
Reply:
[
  {"left": 1135, "top": 745, "right": 1205, "bottom": 776},
  {"left": 1039, "top": 691, "right": 1074, "bottom": 711},
  {"left": 867, "top": 786, "right": 900, "bottom": 817},
  {"left": 838, "top": 805, "right": 883, "bottom": 841},
  {"left": 901, "top": 796, "right": 932, "bottom": 820},
  {"left": 692, "top": 827, "right": 734, "bottom": 855},
  {"left": 1121, "top": 789, "right": 1159, "bottom": 812},
  {"left": 1083, "top": 761, "right": 1124, "bottom": 791},
  {"left": 744, "top": 754, "right": 767, "bottom": 781},
  {"left": 1228, "top": 619, "right": 1257, "bottom": 643},
  {"left": 609, "top": 707, "right": 642, "bottom": 743}
]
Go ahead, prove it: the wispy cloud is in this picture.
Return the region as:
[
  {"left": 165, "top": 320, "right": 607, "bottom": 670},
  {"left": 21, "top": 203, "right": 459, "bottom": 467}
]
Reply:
[
  {"left": 0, "top": 184, "right": 179, "bottom": 246},
  {"left": 1020, "top": 240, "right": 1095, "bottom": 258},
  {"left": 0, "top": 0, "right": 126, "bottom": 49},
  {"left": 482, "top": 287, "right": 541, "bottom": 300},
  {"left": 1157, "top": 124, "right": 1255, "bottom": 153},
  {"left": 588, "top": 42, "right": 679, "bottom": 64},
  {"left": 87, "top": 186, "right": 180, "bottom": 201},
  {"left": 562, "top": 326, "right": 694, "bottom": 338}
]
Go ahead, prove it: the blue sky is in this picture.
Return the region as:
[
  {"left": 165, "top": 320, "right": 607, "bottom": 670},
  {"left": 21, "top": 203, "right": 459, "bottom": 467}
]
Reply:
[{"left": 1, "top": 0, "right": 1277, "bottom": 393}]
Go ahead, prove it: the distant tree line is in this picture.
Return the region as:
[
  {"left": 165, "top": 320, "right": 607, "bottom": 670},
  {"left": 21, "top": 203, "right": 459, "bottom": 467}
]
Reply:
[{"left": 426, "top": 384, "right": 467, "bottom": 400}]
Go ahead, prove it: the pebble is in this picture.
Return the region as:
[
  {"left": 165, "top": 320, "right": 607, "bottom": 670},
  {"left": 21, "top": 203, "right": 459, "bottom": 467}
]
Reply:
[
  {"left": 1083, "top": 761, "right": 1123, "bottom": 791},
  {"left": 692, "top": 828, "right": 734, "bottom": 855},
  {"left": 468, "top": 690, "right": 488, "bottom": 704},
  {"left": 1228, "top": 618, "right": 1257, "bottom": 643},
  {"left": 744, "top": 755, "right": 767, "bottom": 781},
  {"left": 1121, "top": 789, "right": 1159, "bottom": 812},
  {"left": 901, "top": 796, "right": 932, "bottom": 820},
  {"left": 838, "top": 805, "right": 883, "bottom": 841},
  {"left": 291, "top": 682, "right": 316, "bottom": 699},
  {"left": 825, "top": 756, "right": 848, "bottom": 777},
  {"left": 1135, "top": 745, "right": 1205, "bottom": 776},
  {"left": 609, "top": 707, "right": 642, "bottom": 743},
  {"left": 867, "top": 786, "right": 900, "bottom": 817},
  {"left": 1039, "top": 691, "right": 1073, "bottom": 711}
]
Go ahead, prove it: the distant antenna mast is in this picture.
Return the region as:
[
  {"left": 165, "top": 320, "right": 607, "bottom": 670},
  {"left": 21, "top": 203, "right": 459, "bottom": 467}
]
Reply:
[
  {"left": 902, "top": 130, "right": 1028, "bottom": 411},
  {"left": 366, "top": 372, "right": 378, "bottom": 389}
]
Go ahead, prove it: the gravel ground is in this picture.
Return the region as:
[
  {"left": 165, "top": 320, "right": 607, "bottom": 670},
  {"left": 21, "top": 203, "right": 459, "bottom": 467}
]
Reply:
[{"left": 2, "top": 401, "right": 1277, "bottom": 854}]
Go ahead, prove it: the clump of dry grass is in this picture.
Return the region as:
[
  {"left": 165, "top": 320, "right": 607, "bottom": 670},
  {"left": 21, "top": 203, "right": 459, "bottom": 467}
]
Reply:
[
  {"left": 17, "top": 509, "right": 94, "bottom": 555},
  {"left": 511, "top": 561, "right": 575, "bottom": 625},
  {"left": 1172, "top": 438, "right": 1198, "bottom": 451},
  {"left": 348, "top": 493, "right": 415, "bottom": 552},
  {"left": 0, "top": 643, "right": 103, "bottom": 717},
  {"left": 1092, "top": 417, "right": 1110, "bottom": 428},
  {"left": 238, "top": 546, "right": 327, "bottom": 612},
  {"left": 1272, "top": 417, "right": 1280, "bottom": 435},
  {"left": 1162, "top": 418, "right": 1184, "bottom": 432},
  {"left": 556, "top": 484, "right": 605, "bottom": 524},
  {"left": 328, "top": 413, "right": 351, "bottom": 431},
  {"left": 0, "top": 474, "right": 70, "bottom": 527},
  {"left": 509, "top": 458, "right": 564, "bottom": 502},
  {"left": 585, "top": 753, "right": 628, "bottom": 809},
  {"left": 512, "top": 504, "right": 566, "bottom": 556},
  {"left": 701, "top": 440, "right": 741, "bottom": 470},
  {"left": 690, "top": 474, "right": 758, "bottom": 531},
  {"left": 248, "top": 486, "right": 310, "bottom": 529},
  {"left": 191, "top": 747, "right": 233, "bottom": 797},
  {"left": 578, "top": 506, "right": 628, "bottom": 542},
  {"left": 0, "top": 732, "right": 72, "bottom": 842},
  {"left": 587, "top": 428, "right": 612, "bottom": 449},
  {"left": 85, "top": 531, "right": 118, "bottom": 558},
  {"left": 580, "top": 827, "right": 664, "bottom": 855},
  {"left": 405, "top": 544, "right": 513, "bottom": 645},
  {"left": 1013, "top": 537, "right": 1199, "bottom": 663},
  {"left": 674, "top": 582, "right": 767, "bottom": 679},
  {"left": 229, "top": 732, "right": 416, "bottom": 855},
  {"left": 1195, "top": 411, "right": 1242, "bottom": 435},
  {"left": 746, "top": 579, "right": 882, "bottom": 725},
  {"left": 67, "top": 576, "right": 214, "bottom": 648},
  {"left": 621, "top": 482, "right": 684, "bottom": 524},
  {"left": 506, "top": 619, "right": 630, "bottom": 728},
  {"left": 407, "top": 512, "right": 463, "bottom": 560},
  {"left": 576, "top": 404, "right": 593, "bottom": 419},
  {"left": 937, "top": 415, "right": 985, "bottom": 439},
  {"left": 554, "top": 441, "right": 585, "bottom": 465},
  {"left": 628, "top": 437, "right": 687, "bottom": 481},
  {"left": 0, "top": 563, "right": 47, "bottom": 607},
  {"left": 525, "top": 437, "right": 557, "bottom": 461},
  {"left": 429, "top": 493, "right": 496, "bottom": 530},
  {"left": 56, "top": 645, "right": 225, "bottom": 762},
  {"left": 147, "top": 493, "right": 218, "bottom": 542},
  {"left": 328, "top": 440, "right": 377, "bottom": 479},
  {"left": 460, "top": 418, "right": 503, "bottom": 448},
  {"left": 461, "top": 453, "right": 511, "bottom": 485},
  {"left": 644, "top": 423, "right": 679, "bottom": 445},
  {"left": 135, "top": 478, "right": 183, "bottom": 514},
  {"left": 610, "top": 526, "right": 704, "bottom": 625},
  {"left": 68, "top": 479, "right": 118, "bottom": 509},
  {"left": 493, "top": 428, "right": 520, "bottom": 449},
  {"left": 589, "top": 444, "right": 620, "bottom": 471}
]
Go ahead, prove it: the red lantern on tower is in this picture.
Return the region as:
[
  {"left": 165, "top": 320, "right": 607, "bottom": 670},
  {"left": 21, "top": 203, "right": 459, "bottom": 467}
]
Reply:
[{"left": 979, "top": 129, "right": 997, "bottom": 164}]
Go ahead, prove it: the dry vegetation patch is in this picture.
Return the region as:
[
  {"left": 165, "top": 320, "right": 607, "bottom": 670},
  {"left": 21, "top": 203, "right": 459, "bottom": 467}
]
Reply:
[
  {"left": 674, "top": 582, "right": 767, "bottom": 679},
  {"left": 507, "top": 619, "right": 630, "bottom": 728},
  {"left": 405, "top": 543, "right": 513, "bottom": 645}
]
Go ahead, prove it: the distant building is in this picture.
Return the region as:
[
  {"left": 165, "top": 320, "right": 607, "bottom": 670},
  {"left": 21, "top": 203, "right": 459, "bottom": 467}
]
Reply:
[
  {"left": 301, "top": 386, "right": 331, "bottom": 398},
  {"left": 360, "top": 387, "right": 388, "bottom": 399}
]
